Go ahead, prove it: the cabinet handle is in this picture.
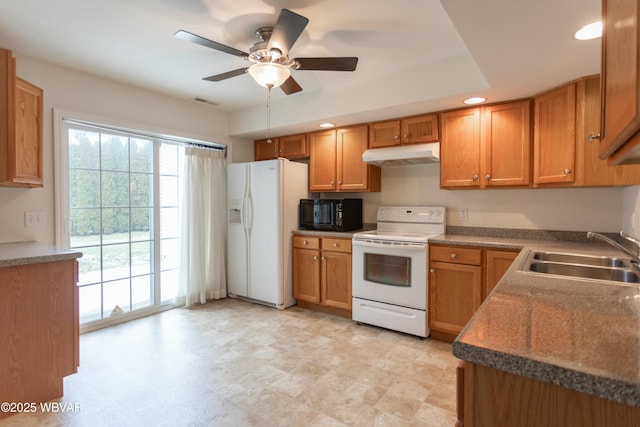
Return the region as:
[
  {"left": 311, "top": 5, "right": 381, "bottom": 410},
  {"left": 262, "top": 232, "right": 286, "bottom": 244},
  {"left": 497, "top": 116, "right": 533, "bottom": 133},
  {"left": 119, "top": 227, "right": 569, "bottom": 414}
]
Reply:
[
  {"left": 451, "top": 253, "right": 457, "bottom": 259},
  {"left": 485, "top": 174, "right": 491, "bottom": 181},
  {"left": 403, "top": 134, "right": 409, "bottom": 138},
  {"left": 279, "top": 148, "right": 283, "bottom": 153},
  {"left": 430, "top": 268, "right": 435, "bottom": 273},
  {"left": 313, "top": 256, "right": 318, "bottom": 260},
  {"left": 472, "top": 175, "right": 478, "bottom": 181},
  {"left": 333, "top": 243, "right": 338, "bottom": 248},
  {"left": 394, "top": 135, "right": 399, "bottom": 140},
  {"left": 589, "top": 133, "right": 601, "bottom": 143},
  {"left": 302, "top": 240, "right": 308, "bottom": 245},
  {"left": 338, "top": 180, "right": 342, "bottom": 185},
  {"left": 321, "top": 256, "right": 325, "bottom": 261},
  {"left": 563, "top": 168, "right": 571, "bottom": 175},
  {"left": 331, "top": 180, "right": 335, "bottom": 185}
]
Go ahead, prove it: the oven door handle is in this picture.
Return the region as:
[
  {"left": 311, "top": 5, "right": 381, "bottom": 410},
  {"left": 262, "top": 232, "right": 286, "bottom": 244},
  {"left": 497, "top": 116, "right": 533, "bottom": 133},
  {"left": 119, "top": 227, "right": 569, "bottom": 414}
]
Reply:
[{"left": 352, "top": 240, "right": 427, "bottom": 251}]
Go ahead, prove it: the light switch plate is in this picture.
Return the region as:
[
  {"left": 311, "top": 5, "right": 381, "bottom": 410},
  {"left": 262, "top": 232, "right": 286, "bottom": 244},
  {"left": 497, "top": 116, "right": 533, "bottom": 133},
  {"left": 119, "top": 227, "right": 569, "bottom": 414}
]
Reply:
[{"left": 25, "top": 211, "right": 45, "bottom": 227}]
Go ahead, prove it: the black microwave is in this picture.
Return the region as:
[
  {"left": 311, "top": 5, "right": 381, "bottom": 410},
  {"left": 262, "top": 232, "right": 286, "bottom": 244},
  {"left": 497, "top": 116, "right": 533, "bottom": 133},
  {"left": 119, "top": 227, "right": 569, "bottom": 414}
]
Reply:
[{"left": 299, "top": 199, "right": 363, "bottom": 232}]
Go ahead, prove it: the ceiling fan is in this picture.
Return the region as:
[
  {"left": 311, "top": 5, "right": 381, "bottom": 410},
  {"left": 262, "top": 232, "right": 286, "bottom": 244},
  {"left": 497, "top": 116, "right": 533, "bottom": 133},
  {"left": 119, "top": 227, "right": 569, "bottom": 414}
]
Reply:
[{"left": 174, "top": 9, "right": 358, "bottom": 95}]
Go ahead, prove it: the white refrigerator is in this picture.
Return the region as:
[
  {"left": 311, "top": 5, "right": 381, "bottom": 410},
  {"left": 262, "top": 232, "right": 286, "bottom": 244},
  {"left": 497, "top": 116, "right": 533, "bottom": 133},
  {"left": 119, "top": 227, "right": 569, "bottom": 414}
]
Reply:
[{"left": 227, "top": 158, "right": 308, "bottom": 309}]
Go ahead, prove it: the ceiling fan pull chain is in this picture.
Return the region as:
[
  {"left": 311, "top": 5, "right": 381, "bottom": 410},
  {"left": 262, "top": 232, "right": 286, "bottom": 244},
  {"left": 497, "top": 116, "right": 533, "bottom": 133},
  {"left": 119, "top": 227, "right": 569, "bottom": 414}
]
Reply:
[{"left": 266, "top": 84, "right": 273, "bottom": 143}]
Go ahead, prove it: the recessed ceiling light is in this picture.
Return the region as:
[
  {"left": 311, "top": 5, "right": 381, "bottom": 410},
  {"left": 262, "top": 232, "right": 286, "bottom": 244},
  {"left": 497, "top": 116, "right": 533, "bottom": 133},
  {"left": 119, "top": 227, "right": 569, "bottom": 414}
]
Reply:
[
  {"left": 319, "top": 122, "right": 335, "bottom": 128},
  {"left": 575, "top": 21, "right": 602, "bottom": 40},
  {"left": 463, "top": 97, "right": 487, "bottom": 105}
]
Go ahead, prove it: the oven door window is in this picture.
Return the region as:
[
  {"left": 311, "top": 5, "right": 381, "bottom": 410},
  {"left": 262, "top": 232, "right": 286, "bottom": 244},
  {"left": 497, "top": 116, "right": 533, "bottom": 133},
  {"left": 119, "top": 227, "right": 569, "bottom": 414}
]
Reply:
[{"left": 364, "top": 253, "right": 411, "bottom": 287}]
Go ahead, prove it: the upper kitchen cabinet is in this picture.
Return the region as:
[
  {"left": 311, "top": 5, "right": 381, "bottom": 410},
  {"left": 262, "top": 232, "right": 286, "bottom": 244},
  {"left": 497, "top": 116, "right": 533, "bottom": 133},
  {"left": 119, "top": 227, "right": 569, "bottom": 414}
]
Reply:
[
  {"left": 369, "top": 113, "right": 439, "bottom": 148},
  {"left": 598, "top": 0, "right": 640, "bottom": 164},
  {"left": 534, "top": 75, "right": 640, "bottom": 187},
  {"left": 533, "top": 82, "right": 576, "bottom": 185},
  {"left": 0, "top": 48, "right": 43, "bottom": 188},
  {"left": 440, "top": 100, "right": 531, "bottom": 189},
  {"left": 254, "top": 133, "right": 309, "bottom": 161},
  {"left": 309, "top": 125, "right": 381, "bottom": 192},
  {"left": 254, "top": 137, "right": 278, "bottom": 161}
]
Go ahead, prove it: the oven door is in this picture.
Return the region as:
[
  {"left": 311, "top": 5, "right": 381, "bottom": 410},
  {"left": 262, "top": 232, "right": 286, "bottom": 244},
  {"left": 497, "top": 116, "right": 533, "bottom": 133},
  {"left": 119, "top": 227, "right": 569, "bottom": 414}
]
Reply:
[{"left": 352, "top": 239, "right": 427, "bottom": 310}]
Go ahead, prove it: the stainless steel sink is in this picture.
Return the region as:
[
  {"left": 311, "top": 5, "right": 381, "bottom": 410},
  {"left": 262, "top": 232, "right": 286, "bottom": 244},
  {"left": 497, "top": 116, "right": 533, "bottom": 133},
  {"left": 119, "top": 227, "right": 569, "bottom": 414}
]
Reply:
[
  {"left": 528, "top": 261, "right": 640, "bottom": 283},
  {"left": 532, "top": 251, "right": 627, "bottom": 267}
]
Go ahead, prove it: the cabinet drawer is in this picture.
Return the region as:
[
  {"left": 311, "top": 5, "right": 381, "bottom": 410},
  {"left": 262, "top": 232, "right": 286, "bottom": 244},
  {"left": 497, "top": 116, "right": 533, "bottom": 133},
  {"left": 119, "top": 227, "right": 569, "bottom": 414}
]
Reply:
[
  {"left": 430, "top": 245, "right": 482, "bottom": 265},
  {"left": 293, "top": 235, "right": 320, "bottom": 250},
  {"left": 321, "top": 238, "right": 352, "bottom": 253}
]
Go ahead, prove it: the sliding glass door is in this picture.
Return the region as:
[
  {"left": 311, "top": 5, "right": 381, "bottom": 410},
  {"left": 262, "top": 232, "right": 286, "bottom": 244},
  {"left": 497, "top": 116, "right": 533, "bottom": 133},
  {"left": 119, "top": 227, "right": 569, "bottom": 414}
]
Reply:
[{"left": 63, "top": 123, "right": 183, "bottom": 328}]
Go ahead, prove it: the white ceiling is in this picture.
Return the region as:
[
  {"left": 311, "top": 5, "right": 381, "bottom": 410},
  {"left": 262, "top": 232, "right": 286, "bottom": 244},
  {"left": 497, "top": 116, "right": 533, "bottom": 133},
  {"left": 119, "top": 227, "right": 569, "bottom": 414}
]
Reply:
[{"left": 0, "top": 0, "right": 601, "bottom": 139}]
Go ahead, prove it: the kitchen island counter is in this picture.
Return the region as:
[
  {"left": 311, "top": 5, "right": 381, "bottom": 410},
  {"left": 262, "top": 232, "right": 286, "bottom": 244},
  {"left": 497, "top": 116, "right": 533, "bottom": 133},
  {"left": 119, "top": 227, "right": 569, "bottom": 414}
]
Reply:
[
  {"left": 0, "top": 241, "right": 82, "bottom": 268},
  {"left": 443, "top": 230, "right": 640, "bottom": 409}
]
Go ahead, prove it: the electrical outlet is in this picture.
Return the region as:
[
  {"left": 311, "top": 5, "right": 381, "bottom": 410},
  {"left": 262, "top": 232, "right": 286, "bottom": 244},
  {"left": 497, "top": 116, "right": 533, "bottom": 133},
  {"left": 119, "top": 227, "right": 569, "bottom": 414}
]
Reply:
[
  {"left": 25, "top": 211, "right": 45, "bottom": 228},
  {"left": 458, "top": 208, "right": 468, "bottom": 222}
]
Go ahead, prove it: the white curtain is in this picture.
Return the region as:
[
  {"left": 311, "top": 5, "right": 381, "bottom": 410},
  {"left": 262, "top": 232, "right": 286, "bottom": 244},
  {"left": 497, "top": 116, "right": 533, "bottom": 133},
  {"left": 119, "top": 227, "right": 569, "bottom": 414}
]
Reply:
[{"left": 179, "top": 147, "right": 227, "bottom": 307}]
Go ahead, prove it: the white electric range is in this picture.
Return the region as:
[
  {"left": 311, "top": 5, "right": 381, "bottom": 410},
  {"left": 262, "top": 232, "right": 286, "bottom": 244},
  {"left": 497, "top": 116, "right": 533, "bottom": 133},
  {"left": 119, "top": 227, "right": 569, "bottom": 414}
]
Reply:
[{"left": 351, "top": 206, "right": 446, "bottom": 337}]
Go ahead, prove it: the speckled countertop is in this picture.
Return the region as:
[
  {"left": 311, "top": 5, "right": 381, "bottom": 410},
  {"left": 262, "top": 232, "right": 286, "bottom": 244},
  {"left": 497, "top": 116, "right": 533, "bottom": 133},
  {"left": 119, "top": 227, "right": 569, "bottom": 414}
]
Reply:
[
  {"left": 292, "top": 223, "right": 377, "bottom": 238},
  {"left": 442, "top": 228, "right": 640, "bottom": 408},
  {"left": 0, "top": 241, "right": 82, "bottom": 268}
]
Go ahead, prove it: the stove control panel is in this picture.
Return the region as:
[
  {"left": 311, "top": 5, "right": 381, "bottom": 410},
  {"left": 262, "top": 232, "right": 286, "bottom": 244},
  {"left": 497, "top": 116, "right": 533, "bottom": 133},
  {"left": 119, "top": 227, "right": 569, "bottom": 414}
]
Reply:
[{"left": 377, "top": 206, "right": 446, "bottom": 223}]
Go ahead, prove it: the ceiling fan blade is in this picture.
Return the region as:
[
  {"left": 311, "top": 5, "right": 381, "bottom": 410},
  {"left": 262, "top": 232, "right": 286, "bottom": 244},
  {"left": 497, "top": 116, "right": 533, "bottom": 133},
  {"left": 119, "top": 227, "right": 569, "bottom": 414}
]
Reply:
[
  {"left": 294, "top": 57, "right": 359, "bottom": 71},
  {"left": 280, "top": 76, "right": 303, "bottom": 95},
  {"left": 203, "top": 68, "right": 248, "bottom": 82},
  {"left": 267, "top": 9, "right": 309, "bottom": 55},
  {"left": 174, "top": 30, "right": 248, "bottom": 58}
]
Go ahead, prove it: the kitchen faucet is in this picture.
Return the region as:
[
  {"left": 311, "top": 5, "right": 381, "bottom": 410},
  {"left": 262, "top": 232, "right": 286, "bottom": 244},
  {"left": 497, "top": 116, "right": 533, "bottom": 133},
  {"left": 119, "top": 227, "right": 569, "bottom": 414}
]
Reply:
[{"left": 586, "top": 231, "right": 640, "bottom": 265}]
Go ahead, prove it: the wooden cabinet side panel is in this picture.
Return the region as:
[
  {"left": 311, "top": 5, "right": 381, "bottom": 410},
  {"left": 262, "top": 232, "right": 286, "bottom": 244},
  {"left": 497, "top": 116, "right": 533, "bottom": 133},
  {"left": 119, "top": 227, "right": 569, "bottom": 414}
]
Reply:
[
  {"left": 0, "top": 50, "right": 15, "bottom": 184},
  {"left": 440, "top": 109, "right": 482, "bottom": 188},
  {"left": 0, "top": 260, "right": 76, "bottom": 405},
  {"left": 13, "top": 78, "right": 43, "bottom": 186},
  {"left": 482, "top": 101, "right": 532, "bottom": 187},
  {"left": 599, "top": 0, "right": 640, "bottom": 158},
  {"left": 309, "top": 130, "right": 337, "bottom": 192},
  {"left": 533, "top": 84, "right": 576, "bottom": 185},
  {"left": 467, "top": 363, "right": 640, "bottom": 427}
]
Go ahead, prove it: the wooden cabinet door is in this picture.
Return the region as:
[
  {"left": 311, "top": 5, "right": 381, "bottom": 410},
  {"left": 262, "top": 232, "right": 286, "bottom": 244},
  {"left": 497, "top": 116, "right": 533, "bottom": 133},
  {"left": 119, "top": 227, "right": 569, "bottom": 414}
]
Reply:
[
  {"left": 254, "top": 138, "right": 278, "bottom": 161},
  {"left": 321, "top": 251, "right": 352, "bottom": 310},
  {"left": 337, "top": 125, "right": 369, "bottom": 191},
  {"left": 440, "top": 108, "right": 482, "bottom": 188},
  {"left": 481, "top": 101, "right": 531, "bottom": 187},
  {"left": 369, "top": 120, "right": 400, "bottom": 148},
  {"left": 429, "top": 261, "right": 482, "bottom": 335},
  {"left": 484, "top": 250, "right": 518, "bottom": 299},
  {"left": 533, "top": 83, "right": 576, "bottom": 185},
  {"left": 401, "top": 114, "right": 439, "bottom": 144},
  {"left": 293, "top": 247, "right": 321, "bottom": 303},
  {"left": 309, "top": 130, "right": 337, "bottom": 192},
  {"left": 12, "top": 78, "right": 43, "bottom": 187},
  {"left": 599, "top": 0, "right": 640, "bottom": 162},
  {"left": 279, "top": 133, "right": 308, "bottom": 158}
]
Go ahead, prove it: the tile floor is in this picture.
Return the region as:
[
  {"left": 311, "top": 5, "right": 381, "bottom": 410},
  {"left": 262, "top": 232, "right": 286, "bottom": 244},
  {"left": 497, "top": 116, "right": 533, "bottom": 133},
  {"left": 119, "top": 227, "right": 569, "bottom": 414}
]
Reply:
[{"left": 0, "top": 298, "right": 459, "bottom": 427}]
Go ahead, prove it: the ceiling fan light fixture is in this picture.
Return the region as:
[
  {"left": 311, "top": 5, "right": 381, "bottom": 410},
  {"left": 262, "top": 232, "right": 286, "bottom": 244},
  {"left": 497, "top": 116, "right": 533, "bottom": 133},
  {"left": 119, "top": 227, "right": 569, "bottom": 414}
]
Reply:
[{"left": 248, "top": 62, "right": 291, "bottom": 88}]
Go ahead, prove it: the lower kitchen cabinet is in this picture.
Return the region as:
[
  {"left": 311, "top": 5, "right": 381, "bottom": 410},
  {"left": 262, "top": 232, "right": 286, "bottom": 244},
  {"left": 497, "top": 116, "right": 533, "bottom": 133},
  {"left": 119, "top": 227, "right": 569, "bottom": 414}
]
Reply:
[
  {"left": 484, "top": 249, "right": 519, "bottom": 299},
  {"left": 0, "top": 258, "right": 79, "bottom": 419},
  {"left": 429, "top": 244, "right": 520, "bottom": 342},
  {"left": 429, "top": 245, "right": 482, "bottom": 341},
  {"left": 293, "top": 235, "right": 352, "bottom": 315},
  {"left": 458, "top": 361, "right": 640, "bottom": 427}
]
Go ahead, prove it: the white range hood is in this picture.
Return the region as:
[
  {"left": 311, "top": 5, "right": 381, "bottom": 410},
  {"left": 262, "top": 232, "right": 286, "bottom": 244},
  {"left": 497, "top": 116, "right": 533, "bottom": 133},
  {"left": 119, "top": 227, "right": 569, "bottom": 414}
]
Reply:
[{"left": 362, "top": 142, "right": 440, "bottom": 167}]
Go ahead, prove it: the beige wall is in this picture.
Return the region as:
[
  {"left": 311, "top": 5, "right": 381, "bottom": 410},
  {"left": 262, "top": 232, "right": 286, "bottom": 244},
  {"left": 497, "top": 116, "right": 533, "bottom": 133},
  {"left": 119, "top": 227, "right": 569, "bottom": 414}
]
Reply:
[
  {"left": 326, "top": 164, "right": 628, "bottom": 233},
  {"left": 0, "top": 53, "right": 245, "bottom": 245}
]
